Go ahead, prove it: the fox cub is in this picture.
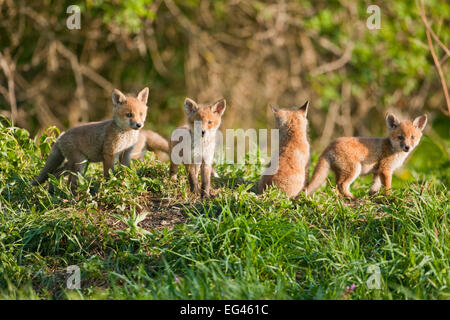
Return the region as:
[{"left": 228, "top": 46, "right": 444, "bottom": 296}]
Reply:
[
  {"left": 131, "top": 129, "right": 170, "bottom": 161},
  {"left": 169, "top": 98, "right": 226, "bottom": 198},
  {"left": 258, "top": 101, "right": 310, "bottom": 197},
  {"left": 32, "top": 87, "right": 149, "bottom": 190},
  {"left": 305, "top": 112, "right": 427, "bottom": 199}
]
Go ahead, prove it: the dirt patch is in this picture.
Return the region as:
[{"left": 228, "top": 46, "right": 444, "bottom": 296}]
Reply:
[
  {"left": 138, "top": 196, "right": 190, "bottom": 230},
  {"left": 100, "top": 193, "right": 203, "bottom": 232}
]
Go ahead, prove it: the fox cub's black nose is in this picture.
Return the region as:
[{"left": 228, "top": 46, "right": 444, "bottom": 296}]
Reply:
[
  {"left": 136, "top": 123, "right": 142, "bottom": 128},
  {"left": 403, "top": 146, "right": 410, "bottom": 152},
  {"left": 202, "top": 130, "right": 206, "bottom": 137}
]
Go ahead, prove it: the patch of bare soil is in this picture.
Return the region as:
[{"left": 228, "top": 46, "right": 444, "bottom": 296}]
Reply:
[
  {"left": 100, "top": 194, "right": 193, "bottom": 232},
  {"left": 138, "top": 196, "right": 190, "bottom": 230}
]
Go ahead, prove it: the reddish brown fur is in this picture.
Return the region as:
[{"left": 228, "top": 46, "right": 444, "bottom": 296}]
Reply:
[
  {"left": 305, "top": 112, "right": 427, "bottom": 199},
  {"left": 187, "top": 106, "right": 222, "bottom": 131},
  {"left": 258, "top": 102, "right": 310, "bottom": 198},
  {"left": 169, "top": 98, "right": 226, "bottom": 198}
]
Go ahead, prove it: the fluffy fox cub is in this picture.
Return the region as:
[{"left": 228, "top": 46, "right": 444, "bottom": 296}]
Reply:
[
  {"left": 32, "top": 87, "right": 149, "bottom": 190},
  {"left": 169, "top": 98, "right": 226, "bottom": 198},
  {"left": 131, "top": 129, "right": 170, "bottom": 161},
  {"left": 305, "top": 112, "right": 427, "bottom": 199},
  {"left": 132, "top": 129, "right": 220, "bottom": 177},
  {"left": 258, "top": 101, "right": 310, "bottom": 198}
]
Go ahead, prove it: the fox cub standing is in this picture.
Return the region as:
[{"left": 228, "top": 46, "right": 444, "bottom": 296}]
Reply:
[
  {"left": 305, "top": 112, "right": 427, "bottom": 199},
  {"left": 132, "top": 129, "right": 220, "bottom": 177},
  {"left": 258, "top": 101, "right": 310, "bottom": 198},
  {"left": 169, "top": 98, "right": 226, "bottom": 198},
  {"left": 32, "top": 87, "right": 149, "bottom": 191}
]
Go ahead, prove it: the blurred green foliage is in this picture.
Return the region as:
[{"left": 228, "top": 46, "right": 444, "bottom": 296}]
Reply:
[
  {"left": 88, "top": 0, "right": 155, "bottom": 33},
  {"left": 0, "top": 0, "right": 448, "bottom": 169}
]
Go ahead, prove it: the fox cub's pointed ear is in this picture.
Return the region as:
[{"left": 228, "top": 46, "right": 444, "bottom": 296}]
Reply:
[
  {"left": 413, "top": 114, "right": 427, "bottom": 131},
  {"left": 270, "top": 104, "right": 279, "bottom": 114},
  {"left": 211, "top": 99, "right": 226, "bottom": 116},
  {"left": 137, "top": 87, "right": 149, "bottom": 105},
  {"left": 385, "top": 112, "right": 400, "bottom": 130},
  {"left": 298, "top": 101, "right": 309, "bottom": 116},
  {"left": 112, "top": 89, "right": 127, "bottom": 106},
  {"left": 184, "top": 98, "right": 199, "bottom": 115}
]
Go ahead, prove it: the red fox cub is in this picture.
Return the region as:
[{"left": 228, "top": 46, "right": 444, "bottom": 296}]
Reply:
[
  {"left": 169, "top": 98, "right": 226, "bottom": 198},
  {"left": 258, "top": 101, "right": 310, "bottom": 198},
  {"left": 32, "top": 87, "right": 149, "bottom": 191},
  {"left": 132, "top": 129, "right": 220, "bottom": 177},
  {"left": 131, "top": 129, "right": 170, "bottom": 161},
  {"left": 305, "top": 112, "right": 427, "bottom": 199}
]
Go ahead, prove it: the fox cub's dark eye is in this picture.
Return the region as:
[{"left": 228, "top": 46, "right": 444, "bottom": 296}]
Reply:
[
  {"left": 397, "top": 135, "right": 404, "bottom": 140},
  {"left": 208, "top": 121, "right": 213, "bottom": 124},
  {"left": 411, "top": 136, "right": 415, "bottom": 139},
  {"left": 126, "top": 113, "right": 133, "bottom": 118}
]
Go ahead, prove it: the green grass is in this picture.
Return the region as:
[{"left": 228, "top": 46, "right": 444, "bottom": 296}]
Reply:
[{"left": 0, "top": 119, "right": 449, "bottom": 300}]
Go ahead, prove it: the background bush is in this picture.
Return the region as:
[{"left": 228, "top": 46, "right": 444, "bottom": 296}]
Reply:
[{"left": 0, "top": 0, "right": 448, "bottom": 155}]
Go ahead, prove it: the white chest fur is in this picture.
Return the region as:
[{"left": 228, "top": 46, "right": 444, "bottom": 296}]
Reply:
[
  {"left": 114, "top": 130, "right": 139, "bottom": 155},
  {"left": 390, "top": 152, "right": 409, "bottom": 172},
  {"left": 191, "top": 129, "right": 217, "bottom": 165}
]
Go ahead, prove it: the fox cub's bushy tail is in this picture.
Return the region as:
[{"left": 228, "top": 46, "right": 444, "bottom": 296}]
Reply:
[
  {"left": 142, "top": 130, "right": 169, "bottom": 154},
  {"left": 32, "top": 144, "right": 65, "bottom": 185},
  {"left": 305, "top": 155, "right": 330, "bottom": 195}
]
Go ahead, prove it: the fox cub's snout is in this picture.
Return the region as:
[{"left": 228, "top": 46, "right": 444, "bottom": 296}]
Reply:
[
  {"left": 184, "top": 97, "right": 226, "bottom": 136},
  {"left": 386, "top": 112, "right": 427, "bottom": 153},
  {"left": 112, "top": 89, "right": 148, "bottom": 131}
]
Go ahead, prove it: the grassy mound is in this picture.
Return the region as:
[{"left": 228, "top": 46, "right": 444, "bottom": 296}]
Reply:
[{"left": 0, "top": 120, "right": 448, "bottom": 299}]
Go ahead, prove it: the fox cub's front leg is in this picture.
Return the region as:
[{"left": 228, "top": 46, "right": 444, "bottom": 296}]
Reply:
[
  {"left": 169, "top": 162, "right": 179, "bottom": 181},
  {"left": 200, "top": 163, "right": 213, "bottom": 198},
  {"left": 119, "top": 145, "right": 135, "bottom": 168},
  {"left": 380, "top": 171, "right": 393, "bottom": 195},
  {"left": 187, "top": 164, "right": 201, "bottom": 194},
  {"left": 369, "top": 174, "right": 382, "bottom": 195},
  {"left": 103, "top": 153, "right": 115, "bottom": 178},
  {"left": 186, "top": 163, "right": 212, "bottom": 198},
  {"left": 103, "top": 146, "right": 135, "bottom": 179}
]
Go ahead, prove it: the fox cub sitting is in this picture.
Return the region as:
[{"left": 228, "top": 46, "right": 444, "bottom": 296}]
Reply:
[
  {"left": 170, "top": 98, "right": 226, "bottom": 198},
  {"left": 258, "top": 101, "right": 310, "bottom": 197},
  {"left": 32, "top": 87, "right": 149, "bottom": 191},
  {"left": 305, "top": 112, "right": 427, "bottom": 199}
]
